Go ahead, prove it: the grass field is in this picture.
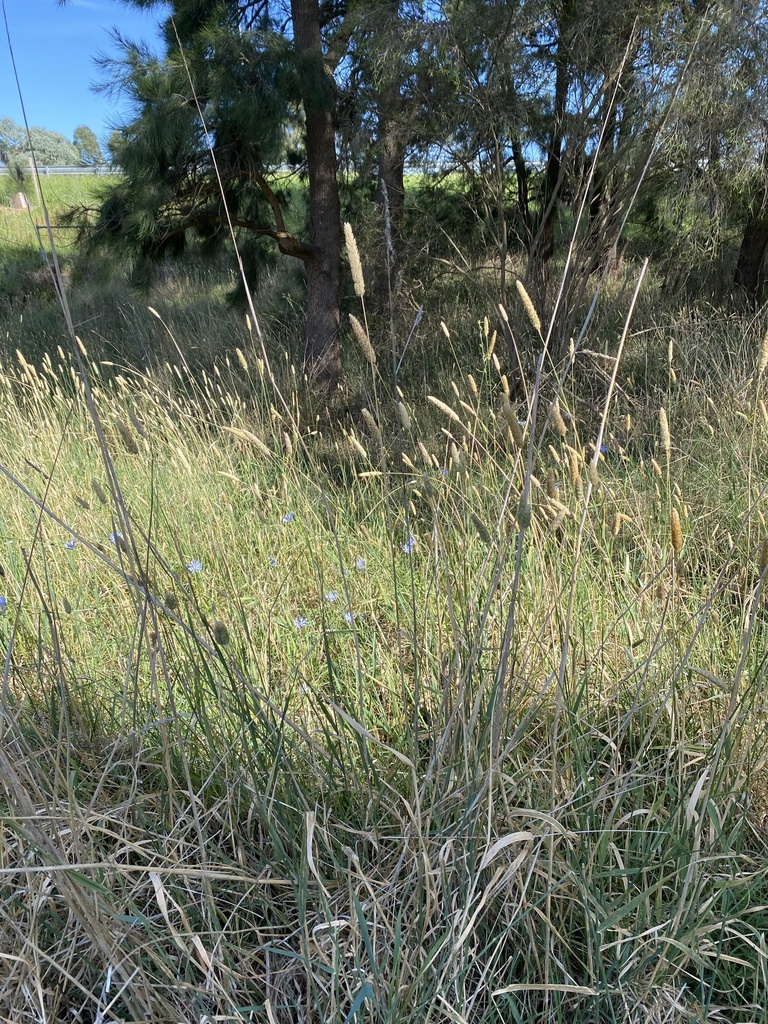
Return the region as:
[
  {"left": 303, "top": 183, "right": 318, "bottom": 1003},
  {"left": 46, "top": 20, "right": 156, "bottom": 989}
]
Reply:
[{"left": 1, "top": 178, "right": 768, "bottom": 1022}]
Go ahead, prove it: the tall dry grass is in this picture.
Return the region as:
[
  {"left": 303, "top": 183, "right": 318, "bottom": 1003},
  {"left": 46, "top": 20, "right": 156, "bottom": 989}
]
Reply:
[{"left": 0, "top": 220, "right": 768, "bottom": 1022}]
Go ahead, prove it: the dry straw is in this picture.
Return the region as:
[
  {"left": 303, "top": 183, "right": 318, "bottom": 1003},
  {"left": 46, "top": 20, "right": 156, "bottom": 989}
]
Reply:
[
  {"left": 516, "top": 279, "right": 542, "bottom": 336},
  {"left": 349, "top": 314, "right": 376, "bottom": 366},
  {"left": 344, "top": 222, "right": 365, "bottom": 297}
]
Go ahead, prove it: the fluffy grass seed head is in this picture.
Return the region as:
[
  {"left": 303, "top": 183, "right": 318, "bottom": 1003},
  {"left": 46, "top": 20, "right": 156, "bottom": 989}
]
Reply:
[
  {"left": 114, "top": 417, "right": 139, "bottom": 455},
  {"left": 92, "top": 478, "right": 108, "bottom": 505},
  {"left": 516, "top": 279, "right": 542, "bottom": 336},
  {"left": 344, "top": 222, "right": 365, "bottom": 297},
  {"left": 671, "top": 507, "right": 683, "bottom": 555},
  {"left": 500, "top": 393, "right": 524, "bottom": 447},
  {"left": 659, "top": 407, "right": 671, "bottom": 460},
  {"left": 349, "top": 314, "right": 376, "bottom": 366},
  {"left": 427, "top": 395, "right": 464, "bottom": 428},
  {"left": 551, "top": 398, "right": 567, "bottom": 439},
  {"left": 397, "top": 401, "right": 412, "bottom": 432},
  {"left": 347, "top": 431, "right": 368, "bottom": 459},
  {"left": 758, "top": 328, "right": 768, "bottom": 378},
  {"left": 759, "top": 536, "right": 768, "bottom": 576},
  {"left": 361, "top": 407, "right": 382, "bottom": 440}
]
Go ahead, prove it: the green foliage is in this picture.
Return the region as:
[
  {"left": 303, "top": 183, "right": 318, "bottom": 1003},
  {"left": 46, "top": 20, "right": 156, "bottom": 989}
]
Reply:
[
  {"left": 0, "top": 115, "right": 82, "bottom": 166},
  {"left": 72, "top": 124, "right": 103, "bottom": 165}
]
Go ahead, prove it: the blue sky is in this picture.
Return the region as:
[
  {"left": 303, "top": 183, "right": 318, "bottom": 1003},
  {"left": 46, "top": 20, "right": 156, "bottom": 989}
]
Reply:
[{"left": 1, "top": 0, "right": 169, "bottom": 146}]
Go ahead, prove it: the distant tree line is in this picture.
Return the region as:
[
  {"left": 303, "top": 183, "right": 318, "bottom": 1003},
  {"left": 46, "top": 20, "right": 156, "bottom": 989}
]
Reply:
[
  {"left": 60, "top": 0, "right": 768, "bottom": 378},
  {"left": 0, "top": 118, "right": 105, "bottom": 171}
]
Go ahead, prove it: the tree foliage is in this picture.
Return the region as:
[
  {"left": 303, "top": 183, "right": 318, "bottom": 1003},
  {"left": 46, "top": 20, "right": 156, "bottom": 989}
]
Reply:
[
  {"left": 0, "top": 117, "right": 82, "bottom": 166},
  {"left": 73, "top": 125, "right": 104, "bottom": 165},
  {"left": 61, "top": 0, "right": 768, "bottom": 374}
]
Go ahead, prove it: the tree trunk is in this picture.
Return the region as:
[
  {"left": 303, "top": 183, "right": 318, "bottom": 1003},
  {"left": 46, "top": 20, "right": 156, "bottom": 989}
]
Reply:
[
  {"left": 375, "top": 103, "right": 406, "bottom": 309},
  {"left": 291, "top": 0, "right": 343, "bottom": 380},
  {"left": 531, "top": 3, "right": 572, "bottom": 268},
  {"left": 734, "top": 212, "right": 768, "bottom": 303},
  {"left": 511, "top": 135, "right": 532, "bottom": 249}
]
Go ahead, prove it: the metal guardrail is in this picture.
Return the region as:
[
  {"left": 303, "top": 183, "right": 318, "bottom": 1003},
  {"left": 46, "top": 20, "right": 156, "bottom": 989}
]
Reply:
[{"left": 0, "top": 165, "right": 120, "bottom": 176}]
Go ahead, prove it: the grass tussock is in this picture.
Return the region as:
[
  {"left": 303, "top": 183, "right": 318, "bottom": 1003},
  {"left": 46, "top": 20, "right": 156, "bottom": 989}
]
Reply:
[{"left": 2, "top": 187, "right": 768, "bottom": 1022}]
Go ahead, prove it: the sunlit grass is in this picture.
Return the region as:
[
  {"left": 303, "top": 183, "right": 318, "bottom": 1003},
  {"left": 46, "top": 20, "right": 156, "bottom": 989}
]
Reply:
[{"left": 1, "top": 273, "right": 768, "bottom": 1019}]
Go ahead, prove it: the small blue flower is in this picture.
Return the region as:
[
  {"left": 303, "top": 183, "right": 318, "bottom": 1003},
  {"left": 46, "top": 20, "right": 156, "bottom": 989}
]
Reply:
[
  {"left": 109, "top": 531, "right": 124, "bottom": 545},
  {"left": 600, "top": 442, "right": 608, "bottom": 455},
  {"left": 187, "top": 559, "right": 203, "bottom": 574},
  {"left": 282, "top": 512, "right": 295, "bottom": 524},
  {"left": 268, "top": 555, "right": 278, "bottom": 568},
  {"left": 0, "top": 596, "right": 6, "bottom": 615},
  {"left": 64, "top": 538, "right": 77, "bottom": 550},
  {"left": 343, "top": 610, "right": 355, "bottom": 624},
  {"left": 293, "top": 616, "right": 308, "bottom": 629},
  {"left": 325, "top": 591, "right": 338, "bottom": 603},
  {"left": 402, "top": 535, "right": 416, "bottom": 555},
  {"left": 355, "top": 557, "right": 366, "bottom": 571}
]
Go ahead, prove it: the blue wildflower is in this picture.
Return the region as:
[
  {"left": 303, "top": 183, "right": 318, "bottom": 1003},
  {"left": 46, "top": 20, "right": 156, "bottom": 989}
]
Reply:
[
  {"left": 268, "top": 555, "right": 278, "bottom": 568},
  {"left": 109, "top": 531, "right": 124, "bottom": 545},
  {"left": 343, "top": 610, "right": 355, "bottom": 624},
  {"left": 282, "top": 512, "right": 295, "bottom": 524},
  {"left": 355, "top": 557, "right": 366, "bottom": 571},
  {"left": 64, "top": 538, "right": 77, "bottom": 550},
  {"left": 325, "top": 591, "right": 338, "bottom": 603},
  {"left": 402, "top": 535, "right": 416, "bottom": 555},
  {"left": 0, "top": 596, "right": 6, "bottom": 615},
  {"left": 293, "top": 616, "right": 308, "bottom": 629},
  {"left": 187, "top": 559, "right": 203, "bottom": 574}
]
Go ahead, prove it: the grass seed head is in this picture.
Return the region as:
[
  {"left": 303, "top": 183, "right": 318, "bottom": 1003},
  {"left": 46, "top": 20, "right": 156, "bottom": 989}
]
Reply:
[
  {"left": 470, "top": 512, "right": 492, "bottom": 544},
  {"left": 516, "top": 279, "right": 542, "bottom": 336},
  {"left": 671, "top": 507, "right": 683, "bottom": 555},
  {"left": 759, "top": 536, "right": 768, "bottom": 576},
  {"left": 551, "top": 398, "right": 567, "bottom": 438},
  {"left": 344, "top": 222, "right": 365, "bottom": 297},
  {"left": 349, "top": 314, "right": 376, "bottom": 366},
  {"left": 361, "top": 408, "right": 382, "bottom": 440},
  {"left": 91, "top": 478, "right": 108, "bottom": 505},
  {"left": 212, "top": 620, "right": 231, "bottom": 645},
  {"left": 500, "top": 393, "right": 524, "bottom": 446},
  {"left": 659, "top": 407, "right": 671, "bottom": 459},
  {"left": 758, "top": 328, "right": 768, "bottom": 377},
  {"left": 115, "top": 417, "right": 139, "bottom": 455},
  {"left": 397, "top": 401, "right": 412, "bottom": 432}
]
